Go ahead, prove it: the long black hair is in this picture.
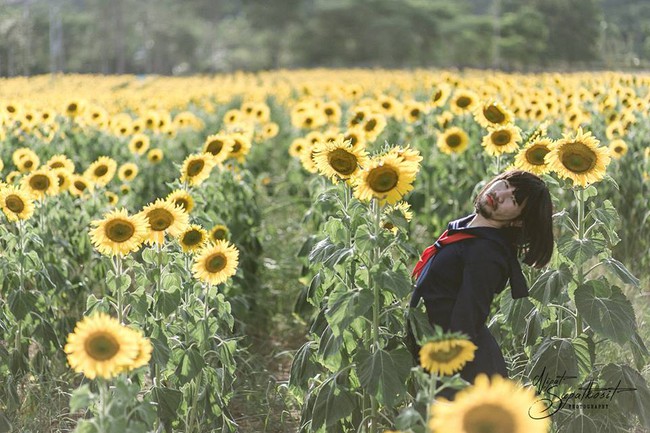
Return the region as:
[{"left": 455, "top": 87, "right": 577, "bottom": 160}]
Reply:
[{"left": 474, "top": 170, "right": 554, "bottom": 269}]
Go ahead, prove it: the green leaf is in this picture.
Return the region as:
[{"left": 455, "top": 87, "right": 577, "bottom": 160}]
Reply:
[
  {"left": 529, "top": 264, "right": 572, "bottom": 305},
  {"left": 600, "top": 363, "right": 650, "bottom": 428},
  {"left": 325, "top": 287, "right": 373, "bottom": 336},
  {"left": 354, "top": 225, "right": 376, "bottom": 253},
  {"left": 356, "top": 348, "right": 411, "bottom": 406},
  {"left": 8, "top": 290, "right": 37, "bottom": 321},
  {"left": 311, "top": 371, "right": 356, "bottom": 430},
  {"left": 573, "top": 333, "right": 595, "bottom": 380},
  {"left": 574, "top": 279, "right": 636, "bottom": 345},
  {"left": 629, "top": 332, "right": 649, "bottom": 371},
  {"left": 324, "top": 218, "right": 347, "bottom": 245},
  {"left": 175, "top": 347, "right": 205, "bottom": 382},
  {"left": 499, "top": 295, "right": 535, "bottom": 333},
  {"left": 151, "top": 386, "right": 182, "bottom": 424},
  {"left": 406, "top": 306, "right": 436, "bottom": 345},
  {"left": 394, "top": 406, "right": 425, "bottom": 431},
  {"left": 157, "top": 289, "right": 181, "bottom": 316},
  {"left": 524, "top": 308, "right": 543, "bottom": 347},
  {"left": 70, "top": 384, "right": 93, "bottom": 412},
  {"left": 527, "top": 337, "right": 579, "bottom": 387},
  {"left": 289, "top": 341, "right": 318, "bottom": 390},
  {"left": 150, "top": 334, "right": 170, "bottom": 368},
  {"left": 600, "top": 258, "right": 640, "bottom": 287},
  {"left": 141, "top": 248, "right": 157, "bottom": 265},
  {"left": 373, "top": 265, "right": 412, "bottom": 298},
  {"left": 558, "top": 237, "right": 597, "bottom": 264}
]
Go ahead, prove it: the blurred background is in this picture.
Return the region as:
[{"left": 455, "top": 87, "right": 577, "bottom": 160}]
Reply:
[{"left": 0, "top": 0, "right": 649, "bottom": 76}]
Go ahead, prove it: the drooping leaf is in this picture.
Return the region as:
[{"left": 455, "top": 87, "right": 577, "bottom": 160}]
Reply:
[
  {"left": 529, "top": 263, "right": 572, "bottom": 305},
  {"left": 311, "top": 371, "right": 356, "bottom": 431},
  {"left": 356, "top": 348, "right": 411, "bottom": 406},
  {"left": 600, "top": 363, "right": 650, "bottom": 428},
  {"left": 325, "top": 287, "right": 373, "bottom": 336},
  {"left": 289, "top": 341, "right": 319, "bottom": 390},
  {"left": 527, "top": 337, "right": 579, "bottom": 388}
]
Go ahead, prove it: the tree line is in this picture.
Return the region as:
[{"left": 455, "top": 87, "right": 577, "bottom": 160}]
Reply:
[{"left": 0, "top": 0, "right": 649, "bottom": 76}]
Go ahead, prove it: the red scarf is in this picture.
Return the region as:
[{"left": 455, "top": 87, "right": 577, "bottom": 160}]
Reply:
[{"left": 412, "top": 230, "right": 478, "bottom": 279}]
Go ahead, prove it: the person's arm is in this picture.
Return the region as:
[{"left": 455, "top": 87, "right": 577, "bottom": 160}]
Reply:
[{"left": 448, "top": 241, "right": 508, "bottom": 340}]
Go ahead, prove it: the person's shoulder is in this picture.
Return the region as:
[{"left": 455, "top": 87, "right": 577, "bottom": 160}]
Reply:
[{"left": 461, "top": 237, "right": 510, "bottom": 264}]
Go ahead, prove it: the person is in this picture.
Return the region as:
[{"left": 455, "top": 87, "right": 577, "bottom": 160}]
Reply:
[{"left": 407, "top": 169, "right": 554, "bottom": 400}]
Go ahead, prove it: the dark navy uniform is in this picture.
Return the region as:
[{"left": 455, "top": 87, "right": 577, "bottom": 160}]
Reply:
[{"left": 409, "top": 214, "right": 529, "bottom": 400}]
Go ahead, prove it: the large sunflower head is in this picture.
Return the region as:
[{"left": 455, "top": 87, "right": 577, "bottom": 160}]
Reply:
[
  {"left": 180, "top": 153, "right": 215, "bottom": 186},
  {"left": 351, "top": 153, "right": 418, "bottom": 205},
  {"left": 419, "top": 338, "right": 477, "bottom": 376},
  {"left": 128, "top": 133, "right": 151, "bottom": 156},
  {"left": 313, "top": 137, "right": 369, "bottom": 183},
  {"left": 139, "top": 198, "right": 190, "bottom": 245},
  {"left": 546, "top": 128, "right": 611, "bottom": 187},
  {"left": 474, "top": 100, "right": 514, "bottom": 128},
  {"left": 203, "top": 133, "right": 234, "bottom": 164},
  {"left": 166, "top": 189, "right": 194, "bottom": 213},
  {"left": 84, "top": 156, "right": 117, "bottom": 187},
  {"left": 117, "top": 162, "right": 139, "bottom": 182},
  {"left": 429, "top": 374, "right": 551, "bottom": 433},
  {"left": 89, "top": 208, "right": 149, "bottom": 256},
  {"left": 437, "top": 127, "right": 469, "bottom": 155},
  {"left": 21, "top": 169, "right": 59, "bottom": 199},
  {"left": 513, "top": 138, "right": 554, "bottom": 175},
  {"left": 178, "top": 224, "right": 209, "bottom": 253},
  {"left": 64, "top": 313, "right": 140, "bottom": 379},
  {"left": 192, "top": 240, "right": 240, "bottom": 286},
  {"left": 0, "top": 185, "right": 35, "bottom": 222},
  {"left": 481, "top": 125, "right": 523, "bottom": 156}
]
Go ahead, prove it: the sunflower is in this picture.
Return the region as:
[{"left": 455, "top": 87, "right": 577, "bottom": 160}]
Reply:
[
  {"left": 474, "top": 100, "right": 514, "bottom": 128},
  {"left": 343, "top": 127, "right": 367, "bottom": 148},
  {"left": 139, "top": 198, "right": 190, "bottom": 245},
  {"left": 178, "top": 224, "right": 209, "bottom": 253},
  {"left": 21, "top": 169, "right": 59, "bottom": 199},
  {"left": 209, "top": 224, "right": 230, "bottom": 243},
  {"left": 0, "top": 186, "right": 35, "bottom": 222},
  {"left": 514, "top": 138, "right": 554, "bottom": 175},
  {"left": 120, "top": 184, "right": 131, "bottom": 195},
  {"left": 347, "top": 107, "right": 372, "bottom": 128},
  {"left": 105, "top": 191, "right": 119, "bottom": 206},
  {"left": 322, "top": 101, "right": 342, "bottom": 124},
  {"left": 229, "top": 133, "right": 252, "bottom": 163},
  {"left": 313, "top": 137, "right": 369, "bottom": 183},
  {"left": 128, "top": 133, "right": 151, "bottom": 156},
  {"left": 608, "top": 139, "right": 628, "bottom": 159},
  {"left": 437, "top": 127, "right": 469, "bottom": 155},
  {"left": 117, "top": 163, "right": 139, "bottom": 182},
  {"left": 377, "top": 95, "right": 401, "bottom": 117},
  {"left": 89, "top": 208, "right": 149, "bottom": 256},
  {"left": 180, "top": 153, "right": 215, "bottom": 186},
  {"left": 450, "top": 90, "right": 479, "bottom": 115},
  {"left": 260, "top": 122, "right": 279, "bottom": 139},
  {"left": 166, "top": 189, "right": 194, "bottom": 213},
  {"left": 46, "top": 154, "right": 75, "bottom": 172},
  {"left": 299, "top": 143, "right": 319, "bottom": 174},
  {"left": 69, "top": 175, "right": 94, "bottom": 198},
  {"left": 436, "top": 111, "right": 455, "bottom": 130},
  {"left": 546, "top": 128, "right": 611, "bottom": 187},
  {"left": 289, "top": 138, "right": 308, "bottom": 159},
  {"left": 361, "top": 114, "right": 387, "bottom": 142},
  {"left": 147, "top": 148, "right": 164, "bottom": 164},
  {"left": 64, "top": 313, "right": 140, "bottom": 379},
  {"left": 84, "top": 156, "right": 117, "bottom": 187},
  {"left": 429, "top": 374, "right": 550, "bottom": 433},
  {"left": 192, "top": 240, "right": 239, "bottom": 285},
  {"left": 223, "top": 109, "right": 243, "bottom": 125},
  {"left": 481, "top": 125, "right": 522, "bottom": 156},
  {"left": 419, "top": 338, "right": 477, "bottom": 376},
  {"left": 402, "top": 100, "right": 427, "bottom": 124},
  {"left": 430, "top": 84, "right": 451, "bottom": 108},
  {"left": 352, "top": 153, "right": 418, "bottom": 205},
  {"left": 52, "top": 168, "right": 72, "bottom": 191},
  {"left": 122, "top": 328, "right": 152, "bottom": 371},
  {"left": 202, "top": 133, "right": 234, "bottom": 164},
  {"left": 13, "top": 148, "right": 40, "bottom": 173}
]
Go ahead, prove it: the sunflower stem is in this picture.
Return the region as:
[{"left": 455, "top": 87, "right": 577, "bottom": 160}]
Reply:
[
  {"left": 426, "top": 372, "right": 438, "bottom": 427},
  {"left": 369, "top": 198, "right": 382, "bottom": 433},
  {"left": 115, "top": 254, "right": 124, "bottom": 324},
  {"left": 17, "top": 220, "right": 25, "bottom": 292},
  {"left": 575, "top": 187, "right": 586, "bottom": 337}
]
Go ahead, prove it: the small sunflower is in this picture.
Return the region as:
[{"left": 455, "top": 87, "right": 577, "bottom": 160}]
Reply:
[
  {"left": 180, "top": 153, "right": 215, "bottom": 186},
  {"left": 351, "top": 153, "right": 418, "bottom": 205},
  {"left": 0, "top": 186, "right": 35, "bottom": 222},
  {"left": 178, "top": 224, "right": 209, "bottom": 253},
  {"left": 419, "top": 338, "right": 477, "bottom": 376},
  {"left": 64, "top": 313, "right": 140, "bottom": 379},
  {"left": 514, "top": 138, "right": 554, "bottom": 175},
  {"left": 13, "top": 148, "right": 40, "bottom": 173},
  {"left": 608, "top": 139, "right": 628, "bottom": 159},
  {"left": 402, "top": 100, "right": 427, "bottom": 124},
  {"left": 474, "top": 100, "right": 514, "bottom": 128},
  {"left": 147, "top": 148, "right": 164, "bottom": 164},
  {"left": 128, "top": 133, "right": 151, "bottom": 156},
  {"left": 139, "top": 198, "right": 190, "bottom": 245},
  {"left": 69, "top": 175, "right": 94, "bottom": 198},
  {"left": 313, "top": 137, "right": 369, "bottom": 183},
  {"left": 322, "top": 101, "right": 342, "bottom": 124},
  {"left": 429, "top": 374, "right": 550, "bottom": 433},
  {"left": 209, "top": 224, "right": 230, "bottom": 243},
  {"left": 123, "top": 328, "right": 152, "bottom": 371},
  {"left": 361, "top": 114, "right": 387, "bottom": 142},
  {"left": 437, "top": 127, "right": 469, "bottom": 155},
  {"left": 202, "top": 133, "right": 234, "bottom": 164},
  {"left": 117, "top": 162, "right": 139, "bottom": 182},
  {"left": 450, "top": 90, "right": 479, "bottom": 115},
  {"left": 105, "top": 191, "right": 119, "bottom": 206},
  {"left": 21, "top": 169, "right": 59, "bottom": 199},
  {"left": 289, "top": 138, "right": 308, "bottom": 159},
  {"left": 431, "top": 84, "right": 451, "bottom": 108},
  {"left": 481, "top": 125, "right": 522, "bottom": 156},
  {"left": 52, "top": 168, "right": 72, "bottom": 191},
  {"left": 46, "top": 154, "right": 75, "bottom": 172},
  {"left": 166, "top": 189, "right": 194, "bottom": 213},
  {"left": 229, "top": 133, "right": 252, "bottom": 163},
  {"left": 192, "top": 240, "right": 239, "bottom": 286},
  {"left": 260, "top": 122, "right": 280, "bottom": 139},
  {"left": 84, "top": 156, "right": 117, "bottom": 187},
  {"left": 299, "top": 143, "right": 319, "bottom": 174},
  {"left": 89, "top": 208, "right": 149, "bottom": 256},
  {"left": 546, "top": 128, "right": 611, "bottom": 187}
]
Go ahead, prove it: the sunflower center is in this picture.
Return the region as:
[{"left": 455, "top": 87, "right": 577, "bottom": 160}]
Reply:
[
  {"left": 24, "top": 160, "right": 34, "bottom": 169},
  {"left": 526, "top": 145, "right": 550, "bottom": 165},
  {"left": 124, "top": 169, "right": 133, "bottom": 177},
  {"left": 50, "top": 161, "right": 64, "bottom": 169},
  {"left": 147, "top": 208, "right": 174, "bottom": 231},
  {"left": 187, "top": 160, "right": 205, "bottom": 177},
  {"left": 382, "top": 102, "right": 391, "bottom": 109},
  {"left": 328, "top": 149, "right": 358, "bottom": 176},
  {"left": 492, "top": 130, "right": 512, "bottom": 146},
  {"left": 67, "top": 103, "right": 78, "bottom": 112},
  {"left": 367, "top": 165, "right": 399, "bottom": 193},
  {"left": 85, "top": 332, "right": 120, "bottom": 361},
  {"left": 206, "top": 140, "right": 224, "bottom": 155},
  {"left": 614, "top": 146, "right": 624, "bottom": 153},
  {"left": 5, "top": 195, "right": 25, "bottom": 213},
  {"left": 173, "top": 198, "right": 189, "bottom": 211},
  {"left": 484, "top": 105, "right": 506, "bottom": 124},
  {"left": 105, "top": 219, "right": 136, "bottom": 242},
  {"left": 462, "top": 404, "right": 516, "bottom": 433},
  {"left": 232, "top": 142, "right": 242, "bottom": 153},
  {"left": 30, "top": 174, "right": 50, "bottom": 191},
  {"left": 456, "top": 96, "right": 471, "bottom": 108},
  {"left": 94, "top": 165, "right": 109, "bottom": 177},
  {"left": 212, "top": 228, "right": 227, "bottom": 240},
  {"left": 74, "top": 180, "right": 87, "bottom": 191},
  {"left": 365, "top": 119, "right": 377, "bottom": 132},
  {"left": 325, "top": 108, "right": 334, "bottom": 115},
  {"left": 410, "top": 109, "right": 420, "bottom": 118},
  {"left": 182, "top": 230, "right": 203, "bottom": 246},
  {"left": 206, "top": 253, "right": 227, "bottom": 273},
  {"left": 427, "top": 344, "right": 464, "bottom": 362},
  {"left": 560, "top": 142, "right": 597, "bottom": 173},
  {"left": 135, "top": 141, "right": 144, "bottom": 149},
  {"left": 433, "top": 90, "right": 443, "bottom": 101},
  {"left": 446, "top": 134, "right": 462, "bottom": 148}
]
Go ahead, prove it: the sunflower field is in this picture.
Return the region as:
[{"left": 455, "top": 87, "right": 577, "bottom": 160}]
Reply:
[{"left": 0, "top": 70, "right": 649, "bottom": 433}]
